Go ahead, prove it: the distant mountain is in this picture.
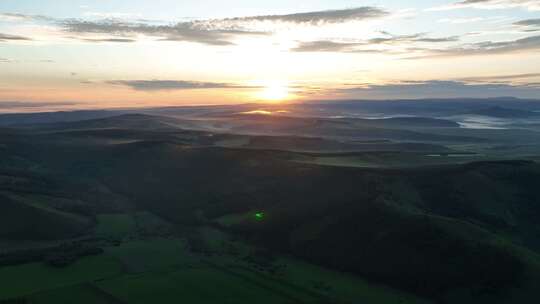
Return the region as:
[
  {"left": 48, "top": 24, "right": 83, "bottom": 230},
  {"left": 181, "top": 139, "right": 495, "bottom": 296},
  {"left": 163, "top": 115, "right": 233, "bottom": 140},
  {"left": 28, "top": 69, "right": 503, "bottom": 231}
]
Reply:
[
  {"left": 2, "top": 98, "right": 540, "bottom": 127},
  {"left": 356, "top": 117, "right": 460, "bottom": 128},
  {"left": 0, "top": 110, "right": 123, "bottom": 126},
  {"left": 19, "top": 113, "right": 183, "bottom": 131},
  {"left": 297, "top": 98, "right": 540, "bottom": 118},
  {"left": 464, "top": 106, "right": 540, "bottom": 118}
]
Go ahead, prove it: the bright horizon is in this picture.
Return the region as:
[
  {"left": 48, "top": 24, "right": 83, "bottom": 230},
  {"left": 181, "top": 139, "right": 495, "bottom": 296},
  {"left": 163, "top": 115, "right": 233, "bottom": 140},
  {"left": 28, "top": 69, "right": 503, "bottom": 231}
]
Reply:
[{"left": 1, "top": 0, "right": 540, "bottom": 112}]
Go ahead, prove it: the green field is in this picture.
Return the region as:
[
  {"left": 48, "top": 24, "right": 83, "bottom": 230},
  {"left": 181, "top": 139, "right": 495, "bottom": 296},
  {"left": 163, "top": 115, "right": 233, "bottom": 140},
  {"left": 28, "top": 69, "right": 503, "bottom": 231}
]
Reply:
[
  {"left": 96, "top": 267, "right": 300, "bottom": 304},
  {"left": 276, "top": 257, "right": 431, "bottom": 304},
  {"left": 0, "top": 224, "right": 434, "bottom": 304},
  {"left": 0, "top": 255, "right": 122, "bottom": 300},
  {"left": 105, "top": 238, "right": 195, "bottom": 273},
  {"left": 133, "top": 211, "right": 173, "bottom": 237},
  {"left": 29, "top": 284, "right": 118, "bottom": 304},
  {"left": 215, "top": 211, "right": 263, "bottom": 227},
  {"left": 94, "top": 214, "right": 137, "bottom": 239}
]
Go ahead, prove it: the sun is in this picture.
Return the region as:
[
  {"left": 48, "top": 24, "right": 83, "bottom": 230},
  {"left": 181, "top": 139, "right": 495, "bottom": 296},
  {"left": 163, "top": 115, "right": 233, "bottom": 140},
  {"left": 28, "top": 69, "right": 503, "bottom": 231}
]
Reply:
[{"left": 258, "top": 81, "right": 290, "bottom": 102}]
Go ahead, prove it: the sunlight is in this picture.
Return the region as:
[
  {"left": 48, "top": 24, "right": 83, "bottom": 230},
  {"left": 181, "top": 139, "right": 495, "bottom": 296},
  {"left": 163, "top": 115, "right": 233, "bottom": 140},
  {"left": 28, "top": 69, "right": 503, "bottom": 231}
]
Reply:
[
  {"left": 257, "top": 81, "right": 290, "bottom": 102},
  {"left": 240, "top": 110, "right": 273, "bottom": 115}
]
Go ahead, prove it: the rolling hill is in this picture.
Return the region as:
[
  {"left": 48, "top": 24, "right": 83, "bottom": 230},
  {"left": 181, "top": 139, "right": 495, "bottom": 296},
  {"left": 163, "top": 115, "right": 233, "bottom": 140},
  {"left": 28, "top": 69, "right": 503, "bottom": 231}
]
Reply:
[{"left": 0, "top": 110, "right": 539, "bottom": 303}]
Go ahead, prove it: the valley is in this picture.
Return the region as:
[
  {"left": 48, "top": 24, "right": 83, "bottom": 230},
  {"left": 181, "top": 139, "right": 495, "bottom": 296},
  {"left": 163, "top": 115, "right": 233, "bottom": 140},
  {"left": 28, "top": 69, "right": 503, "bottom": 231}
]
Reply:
[{"left": 1, "top": 99, "right": 540, "bottom": 303}]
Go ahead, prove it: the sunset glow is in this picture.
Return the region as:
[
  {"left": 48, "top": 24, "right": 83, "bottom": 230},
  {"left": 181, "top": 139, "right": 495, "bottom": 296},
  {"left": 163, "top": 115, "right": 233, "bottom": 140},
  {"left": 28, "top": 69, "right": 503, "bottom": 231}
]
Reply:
[
  {"left": 0, "top": 0, "right": 539, "bottom": 111},
  {"left": 257, "top": 81, "right": 291, "bottom": 102}
]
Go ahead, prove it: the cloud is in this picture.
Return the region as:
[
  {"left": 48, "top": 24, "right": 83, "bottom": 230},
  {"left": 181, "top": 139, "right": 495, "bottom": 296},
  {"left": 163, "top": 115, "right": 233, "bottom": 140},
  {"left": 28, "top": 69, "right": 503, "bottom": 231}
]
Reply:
[
  {"left": 0, "top": 33, "right": 32, "bottom": 41},
  {"left": 223, "top": 7, "right": 389, "bottom": 24},
  {"left": 81, "top": 37, "right": 137, "bottom": 43},
  {"left": 415, "top": 37, "right": 461, "bottom": 42},
  {"left": 431, "top": 0, "right": 540, "bottom": 11},
  {"left": 1, "top": 12, "right": 266, "bottom": 45},
  {"left": 514, "top": 18, "right": 540, "bottom": 32},
  {"left": 514, "top": 18, "right": 540, "bottom": 27},
  {"left": 409, "top": 35, "right": 540, "bottom": 58},
  {"left": 291, "top": 32, "right": 459, "bottom": 53},
  {"left": 60, "top": 8, "right": 388, "bottom": 45},
  {"left": 458, "top": 73, "right": 540, "bottom": 82},
  {"left": 291, "top": 41, "right": 367, "bottom": 52},
  {"left": 74, "top": 7, "right": 388, "bottom": 27},
  {"left": 107, "top": 80, "right": 260, "bottom": 91},
  {"left": 0, "top": 12, "right": 53, "bottom": 22},
  {"left": 332, "top": 80, "right": 540, "bottom": 99},
  {"left": 61, "top": 19, "right": 268, "bottom": 46},
  {"left": 369, "top": 32, "right": 459, "bottom": 44},
  {"left": 1, "top": 7, "right": 389, "bottom": 46},
  {"left": 0, "top": 101, "right": 80, "bottom": 109}
]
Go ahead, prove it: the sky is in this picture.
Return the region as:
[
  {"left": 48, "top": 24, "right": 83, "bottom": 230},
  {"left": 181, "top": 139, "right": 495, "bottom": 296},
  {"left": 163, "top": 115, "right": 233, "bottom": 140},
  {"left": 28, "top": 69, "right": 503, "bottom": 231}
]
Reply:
[{"left": 0, "top": 0, "right": 539, "bottom": 111}]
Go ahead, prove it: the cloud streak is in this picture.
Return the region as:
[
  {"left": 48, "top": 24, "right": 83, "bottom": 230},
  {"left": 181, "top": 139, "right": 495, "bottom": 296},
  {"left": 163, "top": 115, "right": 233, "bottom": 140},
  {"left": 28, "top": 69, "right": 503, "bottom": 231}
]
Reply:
[
  {"left": 108, "top": 80, "right": 260, "bottom": 91},
  {"left": 291, "top": 41, "right": 367, "bottom": 52},
  {"left": 60, "top": 7, "right": 388, "bottom": 45},
  {"left": 432, "top": 0, "right": 540, "bottom": 11},
  {"left": 0, "top": 33, "right": 32, "bottom": 41},
  {"left": 1, "top": 7, "right": 389, "bottom": 46},
  {"left": 0, "top": 12, "right": 53, "bottom": 22},
  {"left": 514, "top": 18, "right": 540, "bottom": 27},
  {"left": 514, "top": 18, "right": 540, "bottom": 32},
  {"left": 332, "top": 80, "right": 540, "bottom": 99},
  {"left": 61, "top": 19, "right": 269, "bottom": 46},
  {"left": 408, "top": 35, "right": 540, "bottom": 58},
  {"left": 0, "top": 101, "right": 80, "bottom": 109},
  {"left": 80, "top": 37, "right": 137, "bottom": 43},
  {"left": 291, "top": 32, "right": 459, "bottom": 53},
  {"left": 458, "top": 73, "right": 540, "bottom": 82},
  {"left": 223, "top": 7, "right": 389, "bottom": 24}
]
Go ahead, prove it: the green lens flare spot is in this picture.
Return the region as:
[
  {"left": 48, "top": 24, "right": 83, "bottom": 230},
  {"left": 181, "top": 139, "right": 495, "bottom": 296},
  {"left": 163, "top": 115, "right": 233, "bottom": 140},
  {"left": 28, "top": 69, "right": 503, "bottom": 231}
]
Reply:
[{"left": 255, "top": 212, "right": 265, "bottom": 220}]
